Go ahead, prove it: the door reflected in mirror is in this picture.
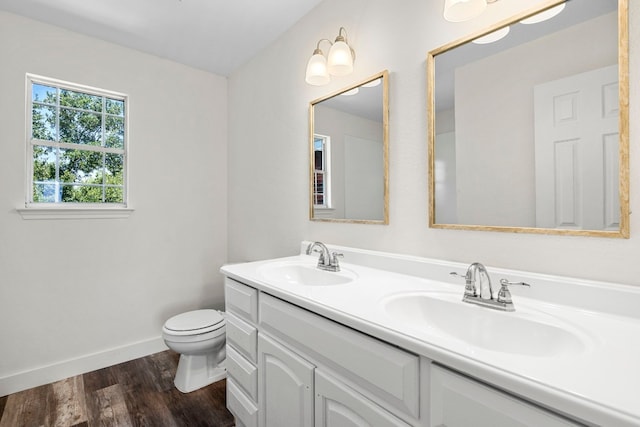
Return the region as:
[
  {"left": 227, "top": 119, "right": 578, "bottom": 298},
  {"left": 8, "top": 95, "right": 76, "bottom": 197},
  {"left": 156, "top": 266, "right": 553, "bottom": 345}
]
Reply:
[
  {"left": 428, "top": 0, "right": 629, "bottom": 238},
  {"left": 310, "top": 71, "right": 389, "bottom": 224}
]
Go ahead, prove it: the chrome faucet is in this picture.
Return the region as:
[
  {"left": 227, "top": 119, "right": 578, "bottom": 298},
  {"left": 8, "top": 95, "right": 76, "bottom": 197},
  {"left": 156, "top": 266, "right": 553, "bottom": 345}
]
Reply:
[
  {"left": 451, "top": 262, "right": 530, "bottom": 312},
  {"left": 306, "top": 242, "right": 343, "bottom": 272}
]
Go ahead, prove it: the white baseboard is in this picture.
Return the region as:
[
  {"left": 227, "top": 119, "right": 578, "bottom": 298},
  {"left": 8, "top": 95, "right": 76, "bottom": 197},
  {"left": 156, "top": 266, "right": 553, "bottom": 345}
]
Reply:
[{"left": 0, "top": 336, "right": 168, "bottom": 396}]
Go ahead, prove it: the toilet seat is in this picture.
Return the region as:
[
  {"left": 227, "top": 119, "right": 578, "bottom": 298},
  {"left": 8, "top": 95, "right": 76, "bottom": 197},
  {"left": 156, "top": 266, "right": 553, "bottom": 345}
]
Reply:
[{"left": 163, "top": 309, "right": 225, "bottom": 337}]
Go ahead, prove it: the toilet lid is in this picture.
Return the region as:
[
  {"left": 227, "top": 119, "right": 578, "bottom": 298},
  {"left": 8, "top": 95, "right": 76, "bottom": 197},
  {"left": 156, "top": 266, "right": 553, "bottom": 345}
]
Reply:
[{"left": 164, "top": 309, "right": 224, "bottom": 332}]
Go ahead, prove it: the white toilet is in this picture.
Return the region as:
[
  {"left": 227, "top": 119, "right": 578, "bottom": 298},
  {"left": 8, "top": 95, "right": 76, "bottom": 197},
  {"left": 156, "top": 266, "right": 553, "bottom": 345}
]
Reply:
[{"left": 162, "top": 309, "right": 227, "bottom": 393}]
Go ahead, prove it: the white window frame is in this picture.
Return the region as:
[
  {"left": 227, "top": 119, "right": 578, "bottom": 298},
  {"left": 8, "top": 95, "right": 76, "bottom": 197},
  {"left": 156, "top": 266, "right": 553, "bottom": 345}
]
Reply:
[
  {"left": 18, "top": 74, "right": 132, "bottom": 219},
  {"left": 313, "top": 133, "right": 331, "bottom": 209}
]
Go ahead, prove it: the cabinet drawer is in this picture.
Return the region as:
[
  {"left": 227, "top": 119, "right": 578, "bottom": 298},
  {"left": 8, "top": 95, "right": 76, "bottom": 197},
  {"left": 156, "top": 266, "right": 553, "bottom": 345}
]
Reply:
[
  {"left": 430, "top": 364, "right": 583, "bottom": 427},
  {"left": 226, "top": 344, "right": 258, "bottom": 402},
  {"left": 226, "top": 312, "right": 258, "bottom": 364},
  {"left": 225, "top": 278, "right": 258, "bottom": 324},
  {"left": 227, "top": 377, "right": 258, "bottom": 427},
  {"left": 259, "top": 293, "right": 420, "bottom": 419}
]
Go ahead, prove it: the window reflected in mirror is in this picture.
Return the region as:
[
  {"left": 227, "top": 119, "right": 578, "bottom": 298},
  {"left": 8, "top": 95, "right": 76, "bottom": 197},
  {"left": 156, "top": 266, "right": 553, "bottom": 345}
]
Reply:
[
  {"left": 310, "top": 71, "right": 389, "bottom": 224},
  {"left": 313, "top": 134, "right": 330, "bottom": 208}
]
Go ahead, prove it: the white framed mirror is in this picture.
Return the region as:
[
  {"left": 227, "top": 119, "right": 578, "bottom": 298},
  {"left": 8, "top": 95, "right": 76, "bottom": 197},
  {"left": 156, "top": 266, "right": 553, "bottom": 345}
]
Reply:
[
  {"left": 310, "top": 70, "right": 389, "bottom": 224},
  {"left": 428, "top": 0, "right": 629, "bottom": 238}
]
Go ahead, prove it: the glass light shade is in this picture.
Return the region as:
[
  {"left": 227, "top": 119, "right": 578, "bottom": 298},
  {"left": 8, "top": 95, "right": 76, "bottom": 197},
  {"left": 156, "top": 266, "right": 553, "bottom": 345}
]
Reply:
[
  {"left": 472, "top": 26, "right": 510, "bottom": 44},
  {"left": 327, "top": 41, "right": 354, "bottom": 76},
  {"left": 520, "top": 3, "right": 565, "bottom": 24},
  {"left": 305, "top": 52, "right": 330, "bottom": 86},
  {"left": 443, "top": 0, "right": 487, "bottom": 22}
]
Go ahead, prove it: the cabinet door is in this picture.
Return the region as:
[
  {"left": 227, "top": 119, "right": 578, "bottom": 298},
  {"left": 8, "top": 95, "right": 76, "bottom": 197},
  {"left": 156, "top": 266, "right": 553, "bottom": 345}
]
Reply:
[
  {"left": 258, "top": 333, "right": 314, "bottom": 427},
  {"left": 430, "top": 365, "right": 583, "bottom": 427},
  {"left": 315, "top": 370, "right": 412, "bottom": 427}
]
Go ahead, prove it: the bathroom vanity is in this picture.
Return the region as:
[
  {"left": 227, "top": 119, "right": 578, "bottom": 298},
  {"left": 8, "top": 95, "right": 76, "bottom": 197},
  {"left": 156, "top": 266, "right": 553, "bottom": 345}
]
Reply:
[{"left": 220, "top": 243, "right": 640, "bottom": 427}]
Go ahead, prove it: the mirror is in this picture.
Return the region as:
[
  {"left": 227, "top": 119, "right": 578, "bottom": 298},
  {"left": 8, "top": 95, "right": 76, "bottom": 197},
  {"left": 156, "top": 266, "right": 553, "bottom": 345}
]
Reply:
[
  {"left": 310, "top": 70, "right": 389, "bottom": 224},
  {"left": 428, "top": 0, "right": 629, "bottom": 237}
]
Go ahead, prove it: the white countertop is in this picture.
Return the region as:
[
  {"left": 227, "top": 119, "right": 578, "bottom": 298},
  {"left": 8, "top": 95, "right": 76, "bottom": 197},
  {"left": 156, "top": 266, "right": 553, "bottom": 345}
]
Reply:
[{"left": 221, "top": 245, "right": 640, "bottom": 427}]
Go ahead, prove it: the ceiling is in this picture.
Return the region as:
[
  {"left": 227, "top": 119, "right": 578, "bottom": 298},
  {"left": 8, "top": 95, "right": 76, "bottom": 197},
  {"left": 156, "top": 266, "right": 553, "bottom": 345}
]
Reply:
[{"left": 0, "top": 0, "right": 323, "bottom": 76}]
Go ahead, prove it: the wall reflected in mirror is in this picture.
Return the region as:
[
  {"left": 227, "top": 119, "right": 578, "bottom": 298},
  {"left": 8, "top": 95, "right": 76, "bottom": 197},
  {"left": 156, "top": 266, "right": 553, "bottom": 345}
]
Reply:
[
  {"left": 310, "top": 71, "right": 389, "bottom": 224},
  {"left": 428, "top": 0, "right": 629, "bottom": 237}
]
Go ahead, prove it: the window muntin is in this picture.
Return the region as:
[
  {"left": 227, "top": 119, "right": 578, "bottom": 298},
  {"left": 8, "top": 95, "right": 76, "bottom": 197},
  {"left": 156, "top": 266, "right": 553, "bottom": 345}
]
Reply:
[{"left": 28, "top": 76, "right": 127, "bottom": 206}]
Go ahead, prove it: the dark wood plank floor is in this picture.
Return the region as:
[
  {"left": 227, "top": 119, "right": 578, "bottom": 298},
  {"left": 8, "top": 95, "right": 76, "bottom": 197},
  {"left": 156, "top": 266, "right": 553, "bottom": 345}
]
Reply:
[{"left": 0, "top": 350, "right": 235, "bottom": 427}]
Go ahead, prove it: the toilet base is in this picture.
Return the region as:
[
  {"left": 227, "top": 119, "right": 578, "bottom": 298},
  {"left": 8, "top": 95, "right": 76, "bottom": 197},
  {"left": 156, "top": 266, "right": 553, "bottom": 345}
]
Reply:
[{"left": 174, "top": 353, "right": 227, "bottom": 393}]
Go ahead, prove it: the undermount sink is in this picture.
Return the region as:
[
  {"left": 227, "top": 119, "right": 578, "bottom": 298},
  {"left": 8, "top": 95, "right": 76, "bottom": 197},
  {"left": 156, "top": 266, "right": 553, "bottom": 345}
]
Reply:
[
  {"left": 258, "top": 261, "right": 357, "bottom": 286},
  {"left": 383, "top": 292, "right": 589, "bottom": 357}
]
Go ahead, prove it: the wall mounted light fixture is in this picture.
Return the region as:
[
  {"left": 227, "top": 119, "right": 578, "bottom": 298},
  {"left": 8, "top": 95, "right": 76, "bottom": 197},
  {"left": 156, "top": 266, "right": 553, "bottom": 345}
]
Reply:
[{"left": 305, "top": 27, "right": 355, "bottom": 86}]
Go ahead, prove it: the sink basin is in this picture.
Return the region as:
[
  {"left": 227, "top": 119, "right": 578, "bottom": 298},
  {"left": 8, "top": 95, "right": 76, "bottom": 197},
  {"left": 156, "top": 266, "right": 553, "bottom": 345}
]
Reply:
[
  {"left": 383, "top": 292, "right": 588, "bottom": 357},
  {"left": 258, "top": 261, "right": 357, "bottom": 286}
]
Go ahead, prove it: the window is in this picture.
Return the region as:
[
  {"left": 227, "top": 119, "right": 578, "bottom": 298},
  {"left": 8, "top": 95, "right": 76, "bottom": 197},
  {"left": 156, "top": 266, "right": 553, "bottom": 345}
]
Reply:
[
  {"left": 313, "top": 134, "right": 330, "bottom": 208},
  {"left": 27, "top": 75, "right": 127, "bottom": 207}
]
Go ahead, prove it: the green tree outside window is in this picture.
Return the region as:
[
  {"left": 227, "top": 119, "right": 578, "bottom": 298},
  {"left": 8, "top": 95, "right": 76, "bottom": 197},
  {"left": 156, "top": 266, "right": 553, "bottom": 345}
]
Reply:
[{"left": 30, "top": 80, "right": 126, "bottom": 205}]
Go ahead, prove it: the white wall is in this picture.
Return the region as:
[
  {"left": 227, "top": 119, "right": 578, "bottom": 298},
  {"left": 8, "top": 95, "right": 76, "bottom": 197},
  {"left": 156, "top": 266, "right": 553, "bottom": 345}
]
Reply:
[
  {"left": 227, "top": 0, "right": 640, "bottom": 287},
  {"left": 455, "top": 12, "right": 617, "bottom": 227},
  {"left": 0, "top": 11, "right": 227, "bottom": 394}
]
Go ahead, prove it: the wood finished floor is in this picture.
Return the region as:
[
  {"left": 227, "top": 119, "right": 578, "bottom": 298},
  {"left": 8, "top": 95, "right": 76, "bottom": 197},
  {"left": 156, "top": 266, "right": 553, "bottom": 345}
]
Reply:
[{"left": 0, "top": 350, "right": 235, "bottom": 427}]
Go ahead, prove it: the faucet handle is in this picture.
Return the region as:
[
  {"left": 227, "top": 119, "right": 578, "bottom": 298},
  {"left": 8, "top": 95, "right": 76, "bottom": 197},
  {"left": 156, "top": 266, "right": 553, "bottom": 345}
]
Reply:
[
  {"left": 450, "top": 271, "right": 469, "bottom": 280},
  {"left": 450, "top": 271, "right": 476, "bottom": 297},
  {"left": 330, "top": 252, "right": 343, "bottom": 270},
  {"left": 497, "top": 279, "right": 530, "bottom": 304},
  {"left": 499, "top": 279, "right": 531, "bottom": 287}
]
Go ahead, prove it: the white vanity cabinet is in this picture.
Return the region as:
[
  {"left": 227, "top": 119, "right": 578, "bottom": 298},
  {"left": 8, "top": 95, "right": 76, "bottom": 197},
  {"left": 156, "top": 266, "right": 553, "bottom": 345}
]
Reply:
[
  {"left": 224, "top": 275, "right": 588, "bottom": 427},
  {"left": 220, "top": 245, "right": 640, "bottom": 427}
]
